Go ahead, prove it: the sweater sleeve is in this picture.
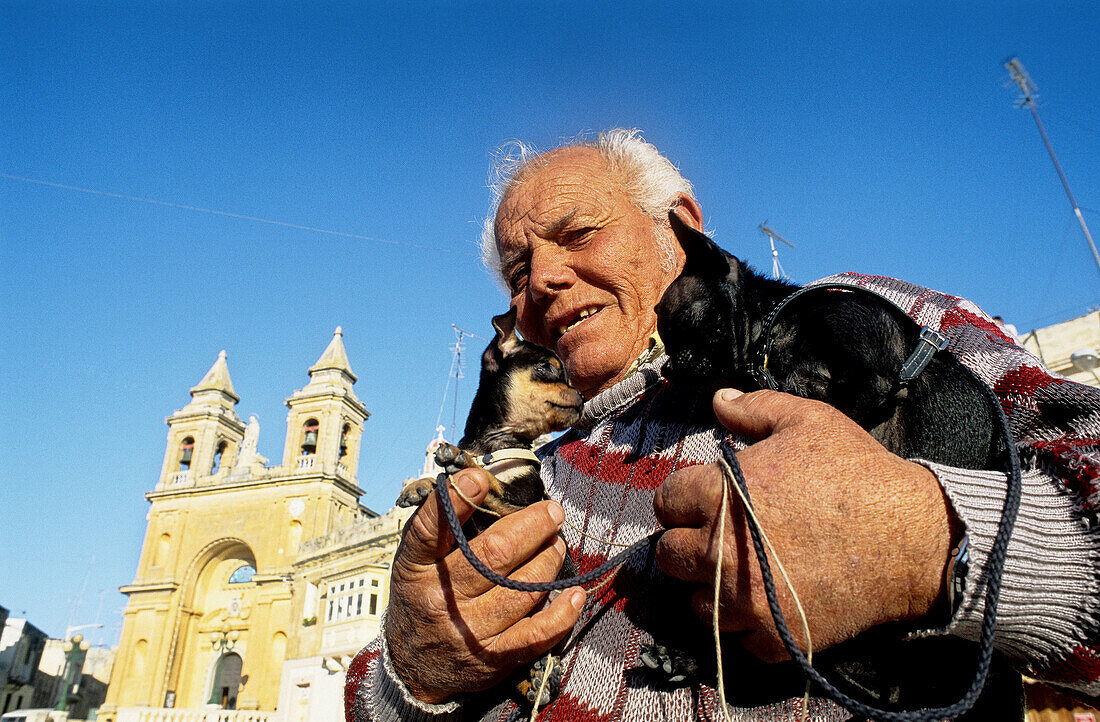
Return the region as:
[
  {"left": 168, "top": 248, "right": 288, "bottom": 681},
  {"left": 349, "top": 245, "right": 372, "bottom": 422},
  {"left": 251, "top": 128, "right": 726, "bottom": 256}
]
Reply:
[
  {"left": 926, "top": 462, "right": 1100, "bottom": 697},
  {"left": 838, "top": 273, "right": 1100, "bottom": 698},
  {"left": 344, "top": 612, "right": 464, "bottom": 722}
]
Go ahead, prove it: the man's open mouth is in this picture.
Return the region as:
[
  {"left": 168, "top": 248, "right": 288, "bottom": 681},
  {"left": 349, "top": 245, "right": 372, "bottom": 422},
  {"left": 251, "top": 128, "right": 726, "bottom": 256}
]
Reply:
[{"left": 556, "top": 307, "right": 600, "bottom": 338}]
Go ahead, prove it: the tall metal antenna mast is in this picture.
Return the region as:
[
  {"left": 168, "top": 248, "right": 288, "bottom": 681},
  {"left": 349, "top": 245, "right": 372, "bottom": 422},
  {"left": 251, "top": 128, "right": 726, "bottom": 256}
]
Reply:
[
  {"left": 759, "top": 222, "right": 796, "bottom": 280},
  {"left": 1004, "top": 56, "right": 1100, "bottom": 274},
  {"left": 435, "top": 325, "right": 482, "bottom": 442}
]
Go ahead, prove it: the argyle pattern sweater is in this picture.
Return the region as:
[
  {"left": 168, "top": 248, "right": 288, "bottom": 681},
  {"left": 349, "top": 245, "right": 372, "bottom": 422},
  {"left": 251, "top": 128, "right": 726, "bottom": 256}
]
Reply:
[{"left": 347, "top": 274, "right": 1100, "bottom": 721}]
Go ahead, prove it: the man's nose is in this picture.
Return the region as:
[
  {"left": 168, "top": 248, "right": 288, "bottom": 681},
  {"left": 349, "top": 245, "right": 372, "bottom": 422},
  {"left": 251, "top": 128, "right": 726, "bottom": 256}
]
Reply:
[{"left": 528, "top": 247, "right": 574, "bottom": 303}]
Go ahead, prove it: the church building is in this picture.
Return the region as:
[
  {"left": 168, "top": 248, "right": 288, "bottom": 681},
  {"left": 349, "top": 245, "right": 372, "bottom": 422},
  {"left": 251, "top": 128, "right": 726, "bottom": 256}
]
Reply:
[{"left": 98, "top": 329, "right": 416, "bottom": 722}]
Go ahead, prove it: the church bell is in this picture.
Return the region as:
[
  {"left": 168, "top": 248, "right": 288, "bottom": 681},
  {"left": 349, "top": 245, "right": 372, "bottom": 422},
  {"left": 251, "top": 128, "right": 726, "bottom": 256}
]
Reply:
[{"left": 302, "top": 424, "right": 319, "bottom": 453}]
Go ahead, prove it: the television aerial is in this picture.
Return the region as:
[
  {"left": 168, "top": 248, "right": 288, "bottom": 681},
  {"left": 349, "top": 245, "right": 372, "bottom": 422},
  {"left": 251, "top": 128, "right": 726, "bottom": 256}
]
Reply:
[{"left": 759, "top": 222, "right": 796, "bottom": 280}]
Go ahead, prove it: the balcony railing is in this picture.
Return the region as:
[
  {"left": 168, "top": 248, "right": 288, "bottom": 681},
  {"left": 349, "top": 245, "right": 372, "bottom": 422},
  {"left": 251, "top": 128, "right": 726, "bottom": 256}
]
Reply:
[
  {"left": 107, "top": 708, "right": 271, "bottom": 722},
  {"left": 167, "top": 471, "right": 192, "bottom": 487},
  {"left": 297, "top": 454, "right": 315, "bottom": 470}
]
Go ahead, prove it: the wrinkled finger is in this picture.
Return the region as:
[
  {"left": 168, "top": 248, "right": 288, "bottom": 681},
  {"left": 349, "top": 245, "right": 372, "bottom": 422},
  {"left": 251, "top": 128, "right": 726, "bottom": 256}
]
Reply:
[
  {"left": 654, "top": 464, "right": 724, "bottom": 528},
  {"left": 689, "top": 585, "right": 756, "bottom": 632},
  {"left": 713, "top": 388, "right": 814, "bottom": 441},
  {"left": 655, "top": 526, "right": 724, "bottom": 585},
  {"left": 448, "top": 500, "right": 566, "bottom": 598},
  {"left": 398, "top": 469, "right": 492, "bottom": 567},
  {"left": 475, "top": 536, "right": 571, "bottom": 636},
  {"left": 491, "top": 585, "right": 587, "bottom": 668},
  {"left": 738, "top": 627, "right": 792, "bottom": 664}
]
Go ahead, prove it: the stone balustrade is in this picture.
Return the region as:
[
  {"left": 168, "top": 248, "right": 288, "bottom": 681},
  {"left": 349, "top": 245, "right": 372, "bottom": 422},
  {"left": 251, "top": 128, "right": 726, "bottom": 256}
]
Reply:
[
  {"left": 105, "top": 708, "right": 271, "bottom": 722},
  {"left": 167, "top": 471, "right": 193, "bottom": 487}
]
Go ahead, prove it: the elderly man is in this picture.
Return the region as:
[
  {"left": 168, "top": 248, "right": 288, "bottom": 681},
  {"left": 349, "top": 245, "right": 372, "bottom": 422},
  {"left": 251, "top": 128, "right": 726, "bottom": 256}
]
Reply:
[{"left": 347, "top": 130, "right": 1100, "bottom": 721}]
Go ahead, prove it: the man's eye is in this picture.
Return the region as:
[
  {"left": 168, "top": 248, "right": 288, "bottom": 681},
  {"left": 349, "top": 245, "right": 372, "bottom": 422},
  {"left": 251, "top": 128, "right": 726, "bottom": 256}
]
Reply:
[
  {"left": 565, "top": 227, "right": 596, "bottom": 245},
  {"left": 508, "top": 266, "right": 529, "bottom": 293}
]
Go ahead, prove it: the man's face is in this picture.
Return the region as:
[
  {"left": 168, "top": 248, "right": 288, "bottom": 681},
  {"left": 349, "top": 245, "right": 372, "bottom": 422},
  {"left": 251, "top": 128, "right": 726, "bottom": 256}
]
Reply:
[{"left": 494, "top": 147, "right": 684, "bottom": 397}]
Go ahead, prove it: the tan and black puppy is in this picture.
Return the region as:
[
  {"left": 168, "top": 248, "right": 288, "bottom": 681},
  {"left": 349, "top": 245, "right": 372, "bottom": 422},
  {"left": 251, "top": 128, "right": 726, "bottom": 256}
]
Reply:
[
  {"left": 395, "top": 307, "right": 583, "bottom": 708},
  {"left": 397, "top": 307, "right": 582, "bottom": 530}
]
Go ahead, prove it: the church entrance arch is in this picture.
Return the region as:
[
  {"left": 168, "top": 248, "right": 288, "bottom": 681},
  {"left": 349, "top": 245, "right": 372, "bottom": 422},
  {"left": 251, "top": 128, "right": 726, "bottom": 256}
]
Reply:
[{"left": 170, "top": 538, "right": 258, "bottom": 708}]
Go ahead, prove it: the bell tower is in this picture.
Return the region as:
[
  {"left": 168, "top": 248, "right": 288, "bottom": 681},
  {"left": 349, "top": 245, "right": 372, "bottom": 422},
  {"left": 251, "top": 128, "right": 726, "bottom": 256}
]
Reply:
[
  {"left": 102, "top": 332, "right": 372, "bottom": 720},
  {"left": 157, "top": 351, "right": 246, "bottom": 490},
  {"left": 282, "top": 327, "right": 369, "bottom": 483}
]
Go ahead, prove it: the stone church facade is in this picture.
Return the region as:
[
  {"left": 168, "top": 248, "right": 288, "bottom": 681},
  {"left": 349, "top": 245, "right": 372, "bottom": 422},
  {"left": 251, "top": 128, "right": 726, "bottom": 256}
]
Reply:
[{"left": 98, "top": 329, "right": 416, "bottom": 722}]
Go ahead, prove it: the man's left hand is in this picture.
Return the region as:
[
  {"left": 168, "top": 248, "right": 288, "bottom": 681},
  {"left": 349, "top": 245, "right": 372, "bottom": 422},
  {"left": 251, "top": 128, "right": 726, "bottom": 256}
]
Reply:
[{"left": 653, "top": 388, "right": 959, "bottom": 661}]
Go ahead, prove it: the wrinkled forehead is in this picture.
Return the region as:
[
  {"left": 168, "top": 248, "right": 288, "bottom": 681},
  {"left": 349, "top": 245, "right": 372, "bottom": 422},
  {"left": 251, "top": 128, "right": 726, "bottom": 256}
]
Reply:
[{"left": 494, "top": 148, "right": 625, "bottom": 247}]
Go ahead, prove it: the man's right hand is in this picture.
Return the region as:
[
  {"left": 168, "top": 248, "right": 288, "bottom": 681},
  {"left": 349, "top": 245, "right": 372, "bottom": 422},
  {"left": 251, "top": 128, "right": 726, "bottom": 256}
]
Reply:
[{"left": 386, "top": 468, "right": 586, "bottom": 704}]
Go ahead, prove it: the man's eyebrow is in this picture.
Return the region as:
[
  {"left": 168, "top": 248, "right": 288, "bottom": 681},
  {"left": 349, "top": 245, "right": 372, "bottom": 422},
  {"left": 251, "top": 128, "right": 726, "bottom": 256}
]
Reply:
[{"left": 542, "top": 208, "right": 578, "bottom": 238}]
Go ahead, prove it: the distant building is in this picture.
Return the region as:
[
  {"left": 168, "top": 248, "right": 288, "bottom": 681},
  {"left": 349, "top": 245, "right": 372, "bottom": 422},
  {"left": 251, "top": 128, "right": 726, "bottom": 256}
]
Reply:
[
  {"left": 33, "top": 637, "right": 114, "bottom": 719},
  {"left": 0, "top": 607, "right": 8, "bottom": 699},
  {"left": 1018, "top": 309, "right": 1100, "bottom": 388},
  {"left": 0, "top": 620, "right": 47, "bottom": 715},
  {"left": 98, "top": 329, "right": 418, "bottom": 722}
]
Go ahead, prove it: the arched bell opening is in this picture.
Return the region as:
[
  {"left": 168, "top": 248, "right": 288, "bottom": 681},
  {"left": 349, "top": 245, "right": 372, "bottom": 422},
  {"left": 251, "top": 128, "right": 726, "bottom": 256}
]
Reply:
[
  {"left": 211, "top": 440, "right": 228, "bottom": 474},
  {"left": 300, "top": 419, "right": 319, "bottom": 456},
  {"left": 179, "top": 437, "right": 195, "bottom": 471},
  {"left": 339, "top": 423, "right": 350, "bottom": 459}
]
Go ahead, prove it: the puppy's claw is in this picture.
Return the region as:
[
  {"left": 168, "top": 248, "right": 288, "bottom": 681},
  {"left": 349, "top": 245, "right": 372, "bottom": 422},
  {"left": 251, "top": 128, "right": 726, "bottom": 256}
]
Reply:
[
  {"left": 434, "top": 443, "right": 474, "bottom": 475},
  {"left": 639, "top": 647, "right": 662, "bottom": 670},
  {"left": 434, "top": 442, "right": 459, "bottom": 465},
  {"left": 395, "top": 477, "right": 435, "bottom": 508},
  {"left": 638, "top": 644, "right": 694, "bottom": 687},
  {"left": 516, "top": 654, "right": 560, "bottom": 709}
]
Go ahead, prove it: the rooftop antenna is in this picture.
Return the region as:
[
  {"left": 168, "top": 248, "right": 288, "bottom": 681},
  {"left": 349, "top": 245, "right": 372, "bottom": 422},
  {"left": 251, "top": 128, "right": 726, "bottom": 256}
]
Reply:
[
  {"left": 1004, "top": 56, "right": 1100, "bottom": 275},
  {"left": 434, "top": 325, "right": 483, "bottom": 442},
  {"left": 759, "top": 222, "right": 796, "bottom": 280}
]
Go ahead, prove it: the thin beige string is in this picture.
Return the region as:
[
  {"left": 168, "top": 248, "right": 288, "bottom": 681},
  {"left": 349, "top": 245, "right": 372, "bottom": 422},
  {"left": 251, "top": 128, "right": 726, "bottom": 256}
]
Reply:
[
  {"left": 716, "top": 456, "right": 813, "bottom": 722},
  {"left": 564, "top": 516, "right": 634, "bottom": 548},
  {"left": 529, "top": 654, "right": 556, "bottom": 722},
  {"left": 448, "top": 478, "right": 503, "bottom": 518}
]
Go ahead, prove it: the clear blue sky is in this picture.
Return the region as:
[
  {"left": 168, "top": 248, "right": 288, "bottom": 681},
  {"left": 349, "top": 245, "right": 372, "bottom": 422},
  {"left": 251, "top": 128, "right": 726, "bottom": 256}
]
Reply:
[{"left": 1, "top": 1, "right": 1097, "bottom": 646}]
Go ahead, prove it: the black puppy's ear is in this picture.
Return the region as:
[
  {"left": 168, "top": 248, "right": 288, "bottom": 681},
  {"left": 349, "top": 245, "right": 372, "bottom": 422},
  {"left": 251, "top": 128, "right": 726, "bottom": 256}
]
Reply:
[
  {"left": 482, "top": 308, "right": 523, "bottom": 373},
  {"left": 669, "top": 210, "right": 732, "bottom": 277}
]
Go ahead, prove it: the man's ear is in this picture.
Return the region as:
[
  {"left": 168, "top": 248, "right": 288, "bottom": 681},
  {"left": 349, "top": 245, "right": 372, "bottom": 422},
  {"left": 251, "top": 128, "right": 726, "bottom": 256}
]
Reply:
[
  {"left": 671, "top": 194, "right": 705, "bottom": 234},
  {"left": 490, "top": 307, "right": 523, "bottom": 357}
]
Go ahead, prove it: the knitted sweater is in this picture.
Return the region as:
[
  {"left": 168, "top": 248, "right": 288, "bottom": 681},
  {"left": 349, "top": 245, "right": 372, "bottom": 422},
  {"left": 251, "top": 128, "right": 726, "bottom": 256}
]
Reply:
[{"left": 346, "top": 274, "right": 1100, "bottom": 721}]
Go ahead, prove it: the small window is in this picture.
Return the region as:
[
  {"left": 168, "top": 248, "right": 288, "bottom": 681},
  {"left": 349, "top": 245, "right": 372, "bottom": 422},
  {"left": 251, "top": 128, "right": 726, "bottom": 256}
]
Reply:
[
  {"left": 371, "top": 578, "right": 379, "bottom": 587},
  {"left": 179, "top": 437, "right": 195, "bottom": 471},
  {"left": 228, "top": 564, "right": 255, "bottom": 584},
  {"left": 369, "top": 593, "right": 378, "bottom": 616},
  {"left": 356, "top": 593, "right": 363, "bottom": 615}
]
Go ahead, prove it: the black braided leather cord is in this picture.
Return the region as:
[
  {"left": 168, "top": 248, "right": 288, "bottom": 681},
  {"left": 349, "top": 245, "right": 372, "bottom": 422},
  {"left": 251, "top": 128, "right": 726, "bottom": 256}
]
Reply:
[
  {"left": 434, "top": 473, "right": 663, "bottom": 592},
  {"left": 720, "top": 378, "right": 1022, "bottom": 721}
]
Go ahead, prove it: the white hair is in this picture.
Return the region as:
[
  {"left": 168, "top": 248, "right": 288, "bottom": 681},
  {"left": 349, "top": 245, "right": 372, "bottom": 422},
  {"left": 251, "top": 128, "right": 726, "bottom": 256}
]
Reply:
[{"left": 479, "top": 129, "right": 696, "bottom": 286}]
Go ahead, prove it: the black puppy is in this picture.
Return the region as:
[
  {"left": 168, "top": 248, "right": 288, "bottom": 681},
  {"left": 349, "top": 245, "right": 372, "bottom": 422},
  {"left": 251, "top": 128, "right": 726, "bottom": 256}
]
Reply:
[
  {"left": 646, "top": 212, "right": 1020, "bottom": 717},
  {"left": 395, "top": 307, "right": 583, "bottom": 707},
  {"left": 657, "top": 211, "right": 1001, "bottom": 469}
]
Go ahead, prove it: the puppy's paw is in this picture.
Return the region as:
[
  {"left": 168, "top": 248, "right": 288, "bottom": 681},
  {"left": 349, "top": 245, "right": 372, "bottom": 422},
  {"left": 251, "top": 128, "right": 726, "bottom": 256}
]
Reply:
[
  {"left": 639, "top": 644, "right": 697, "bottom": 685},
  {"left": 395, "top": 477, "right": 435, "bottom": 508},
  {"left": 434, "top": 442, "right": 471, "bottom": 475},
  {"left": 516, "top": 653, "right": 561, "bottom": 709}
]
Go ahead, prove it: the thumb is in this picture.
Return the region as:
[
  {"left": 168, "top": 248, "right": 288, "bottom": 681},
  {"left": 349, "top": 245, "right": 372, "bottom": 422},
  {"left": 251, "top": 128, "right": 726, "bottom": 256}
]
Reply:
[
  {"left": 398, "top": 468, "right": 491, "bottom": 566},
  {"left": 712, "top": 388, "right": 806, "bottom": 441}
]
